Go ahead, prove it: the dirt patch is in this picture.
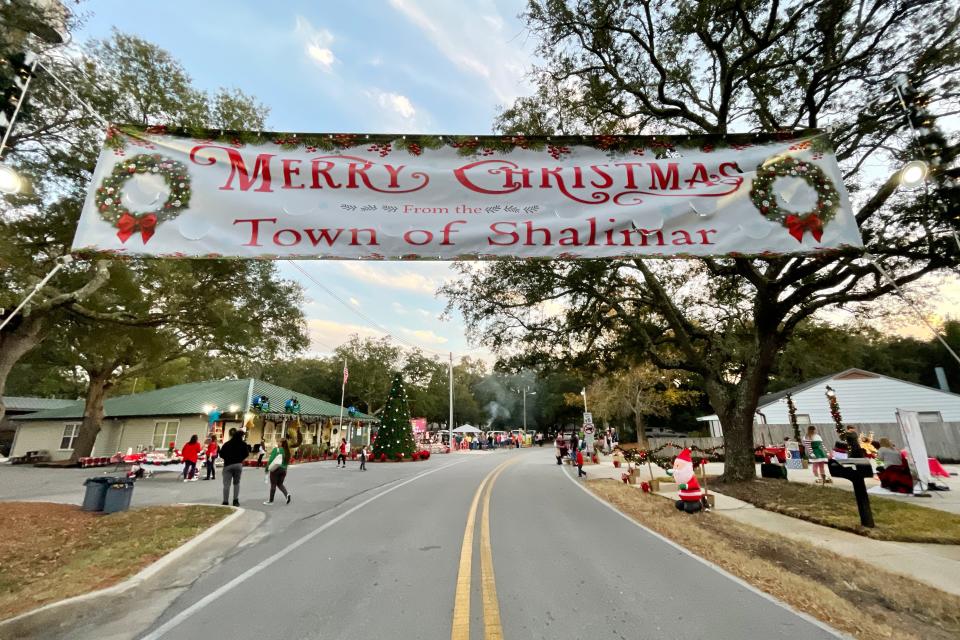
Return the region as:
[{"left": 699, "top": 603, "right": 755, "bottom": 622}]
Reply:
[
  {"left": 0, "top": 502, "right": 229, "bottom": 621},
  {"left": 712, "top": 478, "right": 960, "bottom": 543},
  {"left": 588, "top": 479, "right": 960, "bottom": 640}
]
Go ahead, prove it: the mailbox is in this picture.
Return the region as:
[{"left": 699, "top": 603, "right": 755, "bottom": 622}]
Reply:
[{"left": 828, "top": 458, "right": 875, "bottom": 528}]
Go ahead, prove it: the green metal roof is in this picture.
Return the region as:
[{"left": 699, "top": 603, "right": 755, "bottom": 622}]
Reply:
[
  {"left": 3, "top": 396, "right": 78, "bottom": 412},
  {"left": 16, "top": 378, "right": 374, "bottom": 421}
]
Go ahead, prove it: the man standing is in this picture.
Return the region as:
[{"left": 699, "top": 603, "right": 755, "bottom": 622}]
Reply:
[
  {"left": 569, "top": 431, "right": 579, "bottom": 464},
  {"left": 219, "top": 428, "right": 250, "bottom": 506}
]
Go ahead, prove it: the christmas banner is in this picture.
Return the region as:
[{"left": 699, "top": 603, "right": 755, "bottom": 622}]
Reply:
[{"left": 72, "top": 126, "right": 863, "bottom": 259}]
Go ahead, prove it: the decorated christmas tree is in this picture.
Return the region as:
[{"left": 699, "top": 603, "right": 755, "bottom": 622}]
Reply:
[{"left": 372, "top": 373, "right": 417, "bottom": 460}]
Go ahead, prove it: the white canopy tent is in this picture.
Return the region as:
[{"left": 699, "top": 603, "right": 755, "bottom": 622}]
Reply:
[{"left": 452, "top": 425, "right": 483, "bottom": 434}]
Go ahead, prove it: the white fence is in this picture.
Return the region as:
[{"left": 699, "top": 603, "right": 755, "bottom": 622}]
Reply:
[{"left": 648, "top": 421, "right": 960, "bottom": 461}]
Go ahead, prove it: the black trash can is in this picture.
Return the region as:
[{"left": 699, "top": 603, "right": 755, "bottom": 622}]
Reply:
[
  {"left": 82, "top": 476, "right": 115, "bottom": 512},
  {"left": 103, "top": 478, "right": 135, "bottom": 514}
]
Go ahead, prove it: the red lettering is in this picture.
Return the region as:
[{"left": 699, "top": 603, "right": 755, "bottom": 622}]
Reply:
[
  {"left": 305, "top": 228, "right": 344, "bottom": 246},
  {"left": 403, "top": 229, "right": 433, "bottom": 245},
  {"left": 488, "top": 221, "right": 519, "bottom": 246},
  {"left": 234, "top": 217, "right": 277, "bottom": 246},
  {"left": 350, "top": 228, "right": 378, "bottom": 246},
  {"left": 347, "top": 161, "right": 373, "bottom": 189},
  {"left": 524, "top": 221, "right": 552, "bottom": 245},
  {"left": 190, "top": 145, "right": 274, "bottom": 192},
  {"left": 616, "top": 162, "right": 645, "bottom": 189},
  {"left": 273, "top": 229, "right": 301, "bottom": 246},
  {"left": 649, "top": 163, "right": 679, "bottom": 190},
  {"left": 311, "top": 160, "right": 342, "bottom": 188},
  {"left": 671, "top": 229, "right": 695, "bottom": 245},
  {"left": 684, "top": 163, "right": 716, "bottom": 189},
  {"left": 589, "top": 165, "right": 613, "bottom": 189},
  {"left": 384, "top": 164, "right": 405, "bottom": 189},
  {"left": 697, "top": 229, "right": 717, "bottom": 244},
  {"left": 718, "top": 162, "right": 742, "bottom": 177},
  {"left": 282, "top": 159, "right": 304, "bottom": 189},
  {"left": 454, "top": 160, "right": 522, "bottom": 195}
]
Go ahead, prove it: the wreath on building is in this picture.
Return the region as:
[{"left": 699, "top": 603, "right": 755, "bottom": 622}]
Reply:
[
  {"left": 95, "top": 153, "right": 191, "bottom": 243},
  {"left": 750, "top": 156, "right": 840, "bottom": 243}
]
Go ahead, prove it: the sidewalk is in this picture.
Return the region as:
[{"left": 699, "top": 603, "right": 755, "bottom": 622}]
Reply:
[{"left": 578, "top": 452, "right": 960, "bottom": 597}]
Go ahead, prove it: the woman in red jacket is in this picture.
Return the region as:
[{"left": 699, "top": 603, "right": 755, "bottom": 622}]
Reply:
[{"left": 181, "top": 434, "right": 202, "bottom": 482}]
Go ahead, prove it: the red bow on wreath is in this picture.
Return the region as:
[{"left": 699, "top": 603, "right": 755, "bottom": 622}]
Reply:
[
  {"left": 785, "top": 214, "right": 823, "bottom": 243},
  {"left": 116, "top": 212, "right": 158, "bottom": 244}
]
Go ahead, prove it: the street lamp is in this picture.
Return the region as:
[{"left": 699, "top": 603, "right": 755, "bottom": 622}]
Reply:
[
  {"left": 899, "top": 160, "right": 928, "bottom": 188},
  {"left": 0, "top": 163, "right": 22, "bottom": 194},
  {"left": 513, "top": 386, "right": 536, "bottom": 432}
]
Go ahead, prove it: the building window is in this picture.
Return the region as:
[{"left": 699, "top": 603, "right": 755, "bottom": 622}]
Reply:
[
  {"left": 796, "top": 414, "right": 812, "bottom": 426},
  {"left": 264, "top": 421, "right": 281, "bottom": 445},
  {"left": 153, "top": 420, "right": 180, "bottom": 449},
  {"left": 917, "top": 411, "right": 943, "bottom": 423},
  {"left": 60, "top": 423, "right": 80, "bottom": 450}
]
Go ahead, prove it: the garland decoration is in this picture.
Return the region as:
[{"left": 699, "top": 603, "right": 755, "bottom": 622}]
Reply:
[
  {"left": 617, "top": 442, "right": 724, "bottom": 471},
  {"left": 95, "top": 153, "right": 191, "bottom": 244},
  {"left": 750, "top": 156, "right": 840, "bottom": 243},
  {"left": 785, "top": 392, "right": 803, "bottom": 450},
  {"left": 825, "top": 385, "right": 845, "bottom": 436}
]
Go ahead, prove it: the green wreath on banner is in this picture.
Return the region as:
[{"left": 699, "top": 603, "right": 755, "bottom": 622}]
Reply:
[
  {"left": 749, "top": 156, "right": 840, "bottom": 243},
  {"left": 95, "top": 153, "right": 191, "bottom": 244}
]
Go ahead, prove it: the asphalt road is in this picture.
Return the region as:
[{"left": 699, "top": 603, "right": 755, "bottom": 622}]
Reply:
[{"left": 2, "top": 450, "right": 844, "bottom": 639}]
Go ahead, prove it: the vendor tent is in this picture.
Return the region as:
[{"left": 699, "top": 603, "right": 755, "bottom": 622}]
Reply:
[{"left": 453, "top": 425, "right": 483, "bottom": 434}]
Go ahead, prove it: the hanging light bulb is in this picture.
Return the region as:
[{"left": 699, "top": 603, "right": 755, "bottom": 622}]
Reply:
[
  {"left": 0, "top": 163, "right": 22, "bottom": 194},
  {"left": 899, "top": 160, "right": 928, "bottom": 188}
]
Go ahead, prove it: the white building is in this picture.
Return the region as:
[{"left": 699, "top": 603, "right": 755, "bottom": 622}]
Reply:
[{"left": 698, "top": 368, "right": 960, "bottom": 437}]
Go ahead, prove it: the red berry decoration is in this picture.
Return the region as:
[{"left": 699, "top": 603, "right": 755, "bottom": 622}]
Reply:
[{"left": 749, "top": 155, "right": 841, "bottom": 243}]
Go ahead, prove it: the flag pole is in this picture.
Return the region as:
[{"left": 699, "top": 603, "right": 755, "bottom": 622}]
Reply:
[
  {"left": 338, "top": 359, "right": 347, "bottom": 447},
  {"left": 448, "top": 352, "right": 454, "bottom": 452}
]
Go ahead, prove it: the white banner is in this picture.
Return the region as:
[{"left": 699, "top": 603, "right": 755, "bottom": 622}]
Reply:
[
  {"left": 72, "top": 127, "right": 862, "bottom": 259},
  {"left": 896, "top": 409, "right": 931, "bottom": 491}
]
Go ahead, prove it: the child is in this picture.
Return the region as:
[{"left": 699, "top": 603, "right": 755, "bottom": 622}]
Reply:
[{"left": 576, "top": 448, "right": 586, "bottom": 478}]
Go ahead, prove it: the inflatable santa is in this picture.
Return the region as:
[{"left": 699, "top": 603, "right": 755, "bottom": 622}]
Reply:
[{"left": 670, "top": 448, "right": 705, "bottom": 513}]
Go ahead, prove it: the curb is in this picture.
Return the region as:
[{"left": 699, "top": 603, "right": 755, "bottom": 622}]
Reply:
[{"left": 0, "top": 505, "right": 249, "bottom": 632}]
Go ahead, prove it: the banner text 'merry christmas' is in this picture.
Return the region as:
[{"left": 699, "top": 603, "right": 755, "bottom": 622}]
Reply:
[{"left": 187, "top": 144, "right": 746, "bottom": 203}]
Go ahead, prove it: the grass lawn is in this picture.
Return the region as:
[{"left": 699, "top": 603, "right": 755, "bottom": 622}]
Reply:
[
  {"left": 712, "top": 478, "right": 960, "bottom": 543},
  {"left": 0, "top": 502, "right": 230, "bottom": 621},
  {"left": 588, "top": 479, "right": 960, "bottom": 640}
]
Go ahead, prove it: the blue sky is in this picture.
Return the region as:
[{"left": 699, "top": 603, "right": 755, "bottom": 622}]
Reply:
[{"left": 75, "top": 0, "right": 538, "bottom": 361}]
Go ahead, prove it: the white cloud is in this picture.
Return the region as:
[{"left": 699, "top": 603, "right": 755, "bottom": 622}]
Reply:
[
  {"left": 376, "top": 91, "right": 416, "bottom": 119},
  {"left": 401, "top": 328, "right": 449, "bottom": 345},
  {"left": 338, "top": 262, "right": 440, "bottom": 294},
  {"left": 295, "top": 16, "right": 337, "bottom": 72},
  {"left": 387, "top": 0, "right": 532, "bottom": 104},
  {"left": 307, "top": 318, "right": 381, "bottom": 353},
  {"left": 416, "top": 308, "right": 433, "bottom": 318},
  {"left": 392, "top": 302, "right": 408, "bottom": 314}
]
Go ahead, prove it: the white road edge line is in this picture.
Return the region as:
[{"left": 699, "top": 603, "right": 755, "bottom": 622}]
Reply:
[
  {"left": 561, "top": 466, "right": 852, "bottom": 640},
  {"left": 140, "top": 458, "right": 470, "bottom": 640}
]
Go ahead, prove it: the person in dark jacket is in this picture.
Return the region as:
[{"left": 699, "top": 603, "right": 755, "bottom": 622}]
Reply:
[
  {"left": 218, "top": 428, "right": 250, "bottom": 506},
  {"left": 569, "top": 432, "right": 579, "bottom": 464}
]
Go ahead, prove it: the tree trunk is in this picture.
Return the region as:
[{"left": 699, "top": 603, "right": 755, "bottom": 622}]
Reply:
[
  {"left": 633, "top": 413, "right": 649, "bottom": 449},
  {"left": 0, "top": 315, "right": 46, "bottom": 424},
  {"left": 714, "top": 333, "right": 782, "bottom": 482},
  {"left": 69, "top": 371, "right": 113, "bottom": 463}
]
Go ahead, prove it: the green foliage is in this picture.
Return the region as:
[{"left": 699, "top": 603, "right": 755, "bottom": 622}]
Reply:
[{"left": 372, "top": 373, "right": 416, "bottom": 459}]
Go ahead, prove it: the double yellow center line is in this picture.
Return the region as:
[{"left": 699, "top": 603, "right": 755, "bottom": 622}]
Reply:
[{"left": 451, "top": 457, "right": 520, "bottom": 640}]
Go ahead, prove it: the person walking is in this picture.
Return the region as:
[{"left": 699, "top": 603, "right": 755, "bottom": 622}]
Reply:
[
  {"left": 203, "top": 435, "right": 219, "bottom": 480},
  {"left": 337, "top": 437, "right": 348, "bottom": 468},
  {"left": 219, "top": 428, "right": 250, "bottom": 506},
  {"left": 554, "top": 433, "right": 566, "bottom": 465},
  {"left": 181, "top": 435, "right": 202, "bottom": 482},
  {"left": 569, "top": 431, "right": 579, "bottom": 464},
  {"left": 255, "top": 439, "right": 267, "bottom": 467},
  {"left": 264, "top": 438, "right": 292, "bottom": 505},
  {"left": 801, "top": 425, "right": 830, "bottom": 484},
  {"left": 359, "top": 445, "right": 367, "bottom": 471},
  {"left": 576, "top": 448, "right": 586, "bottom": 478}
]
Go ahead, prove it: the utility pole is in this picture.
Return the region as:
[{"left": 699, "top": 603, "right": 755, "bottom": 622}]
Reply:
[{"left": 448, "top": 352, "right": 453, "bottom": 450}]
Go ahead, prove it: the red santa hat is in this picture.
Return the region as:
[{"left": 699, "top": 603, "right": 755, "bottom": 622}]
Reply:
[
  {"left": 676, "top": 449, "right": 703, "bottom": 502},
  {"left": 676, "top": 448, "right": 692, "bottom": 464}
]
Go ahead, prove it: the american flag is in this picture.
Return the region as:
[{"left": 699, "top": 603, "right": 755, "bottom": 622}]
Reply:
[{"left": 343, "top": 363, "right": 349, "bottom": 385}]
